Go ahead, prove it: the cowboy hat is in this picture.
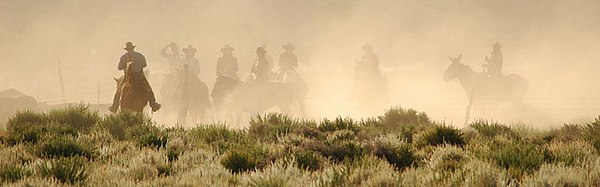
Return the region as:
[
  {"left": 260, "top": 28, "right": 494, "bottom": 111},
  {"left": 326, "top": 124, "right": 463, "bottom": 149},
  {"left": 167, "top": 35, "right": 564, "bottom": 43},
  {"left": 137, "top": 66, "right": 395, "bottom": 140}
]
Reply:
[
  {"left": 183, "top": 45, "right": 197, "bottom": 54},
  {"left": 221, "top": 45, "right": 234, "bottom": 52},
  {"left": 282, "top": 42, "right": 295, "bottom": 50},
  {"left": 124, "top": 41, "right": 136, "bottom": 50}
]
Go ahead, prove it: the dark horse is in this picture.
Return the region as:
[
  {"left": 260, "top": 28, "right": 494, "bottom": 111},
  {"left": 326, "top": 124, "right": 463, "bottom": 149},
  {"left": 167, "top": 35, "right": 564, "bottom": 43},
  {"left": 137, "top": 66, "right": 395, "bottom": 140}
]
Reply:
[
  {"left": 443, "top": 54, "right": 528, "bottom": 102},
  {"left": 114, "top": 62, "right": 150, "bottom": 112}
]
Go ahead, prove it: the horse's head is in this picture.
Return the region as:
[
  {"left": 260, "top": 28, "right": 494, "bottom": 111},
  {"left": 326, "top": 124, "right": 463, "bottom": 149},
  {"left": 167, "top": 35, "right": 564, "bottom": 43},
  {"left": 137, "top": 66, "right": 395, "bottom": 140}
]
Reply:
[{"left": 443, "top": 54, "right": 467, "bottom": 81}]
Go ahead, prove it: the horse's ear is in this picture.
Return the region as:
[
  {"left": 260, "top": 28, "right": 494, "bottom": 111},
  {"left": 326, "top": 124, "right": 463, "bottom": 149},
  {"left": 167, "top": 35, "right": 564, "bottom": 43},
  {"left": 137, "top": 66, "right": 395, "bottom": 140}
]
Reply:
[
  {"left": 458, "top": 54, "right": 462, "bottom": 60},
  {"left": 113, "top": 77, "right": 118, "bottom": 82}
]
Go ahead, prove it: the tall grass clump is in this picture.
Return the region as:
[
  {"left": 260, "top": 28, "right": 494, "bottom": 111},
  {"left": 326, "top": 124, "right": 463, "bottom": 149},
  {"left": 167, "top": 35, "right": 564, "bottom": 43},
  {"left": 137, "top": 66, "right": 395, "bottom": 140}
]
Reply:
[
  {"left": 37, "top": 156, "right": 89, "bottom": 184},
  {"left": 221, "top": 145, "right": 270, "bottom": 174},
  {"left": 45, "top": 104, "right": 99, "bottom": 132},
  {"left": 98, "top": 111, "right": 152, "bottom": 140},
  {"left": 190, "top": 124, "right": 250, "bottom": 153},
  {"left": 5, "top": 110, "right": 48, "bottom": 145},
  {"left": 249, "top": 113, "right": 305, "bottom": 141},
  {"left": 318, "top": 117, "right": 359, "bottom": 133},
  {"left": 547, "top": 140, "right": 597, "bottom": 166},
  {"left": 0, "top": 162, "right": 31, "bottom": 183},
  {"left": 469, "top": 120, "right": 516, "bottom": 138},
  {"left": 127, "top": 123, "right": 169, "bottom": 149},
  {"left": 35, "top": 135, "right": 94, "bottom": 159},
  {"left": 492, "top": 142, "right": 552, "bottom": 179},
  {"left": 293, "top": 150, "right": 324, "bottom": 171},
  {"left": 416, "top": 125, "right": 465, "bottom": 147},
  {"left": 582, "top": 116, "right": 600, "bottom": 152},
  {"left": 549, "top": 123, "right": 583, "bottom": 142},
  {"left": 373, "top": 135, "right": 416, "bottom": 171}
]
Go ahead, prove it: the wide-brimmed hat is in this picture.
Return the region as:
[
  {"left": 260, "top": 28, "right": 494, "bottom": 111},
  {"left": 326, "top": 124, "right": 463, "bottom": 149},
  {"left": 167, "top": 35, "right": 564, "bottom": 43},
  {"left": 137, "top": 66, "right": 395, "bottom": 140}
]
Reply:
[
  {"left": 362, "top": 43, "right": 373, "bottom": 51},
  {"left": 183, "top": 45, "right": 197, "bottom": 54},
  {"left": 282, "top": 42, "right": 295, "bottom": 50},
  {"left": 124, "top": 42, "right": 136, "bottom": 50},
  {"left": 491, "top": 42, "right": 502, "bottom": 48},
  {"left": 221, "top": 45, "right": 234, "bottom": 53},
  {"left": 256, "top": 46, "right": 267, "bottom": 53}
]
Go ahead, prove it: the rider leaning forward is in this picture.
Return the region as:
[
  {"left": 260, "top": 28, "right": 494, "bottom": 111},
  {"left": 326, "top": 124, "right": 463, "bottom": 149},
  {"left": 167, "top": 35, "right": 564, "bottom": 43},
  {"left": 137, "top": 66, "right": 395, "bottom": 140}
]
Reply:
[{"left": 109, "top": 42, "right": 161, "bottom": 113}]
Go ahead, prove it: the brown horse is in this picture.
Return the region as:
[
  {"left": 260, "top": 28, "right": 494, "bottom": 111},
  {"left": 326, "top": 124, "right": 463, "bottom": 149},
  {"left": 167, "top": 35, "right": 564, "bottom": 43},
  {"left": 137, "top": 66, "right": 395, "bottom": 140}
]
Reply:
[{"left": 114, "top": 62, "right": 150, "bottom": 112}]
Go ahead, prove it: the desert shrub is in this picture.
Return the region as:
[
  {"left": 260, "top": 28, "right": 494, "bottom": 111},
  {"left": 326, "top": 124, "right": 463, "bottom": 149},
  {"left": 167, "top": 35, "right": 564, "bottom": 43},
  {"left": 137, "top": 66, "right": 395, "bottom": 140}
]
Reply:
[
  {"left": 126, "top": 123, "right": 168, "bottom": 149},
  {"left": 458, "top": 159, "right": 508, "bottom": 187},
  {"left": 45, "top": 104, "right": 99, "bottom": 132},
  {"left": 325, "top": 140, "right": 366, "bottom": 162},
  {"left": 373, "top": 136, "right": 415, "bottom": 171},
  {"left": 359, "top": 107, "right": 432, "bottom": 142},
  {"left": 6, "top": 110, "right": 47, "bottom": 129},
  {"left": 249, "top": 113, "right": 306, "bottom": 141},
  {"left": 378, "top": 107, "right": 431, "bottom": 127},
  {"left": 98, "top": 111, "right": 151, "bottom": 140},
  {"left": 37, "top": 156, "right": 89, "bottom": 184},
  {"left": 293, "top": 150, "right": 323, "bottom": 171},
  {"left": 129, "top": 164, "right": 158, "bottom": 181},
  {"left": 327, "top": 130, "right": 356, "bottom": 142},
  {"left": 35, "top": 135, "right": 94, "bottom": 159},
  {"left": 190, "top": 124, "right": 250, "bottom": 153},
  {"left": 428, "top": 145, "right": 467, "bottom": 171},
  {"left": 547, "top": 140, "right": 596, "bottom": 166},
  {"left": 492, "top": 142, "right": 552, "bottom": 179},
  {"left": 4, "top": 123, "right": 44, "bottom": 145},
  {"left": 582, "top": 116, "right": 600, "bottom": 151},
  {"left": 416, "top": 125, "right": 465, "bottom": 147},
  {"left": 548, "top": 123, "right": 583, "bottom": 142},
  {"left": 469, "top": 120, "right": 516, "bottom": 138},
  {"left": 318, "top": 117, "right": 359, "bottom": 133},
  {"left": 0, "top": 162, "right": 31, "bottom": 183},
  {"left": 221, "top": 145, "right": 270, "bottom": 174},
  {"left": 522, "top": 164, "right": 587, "bottom": 187},
  {"left": 292, "top": 126, "right": 326, "bottom": 140}
]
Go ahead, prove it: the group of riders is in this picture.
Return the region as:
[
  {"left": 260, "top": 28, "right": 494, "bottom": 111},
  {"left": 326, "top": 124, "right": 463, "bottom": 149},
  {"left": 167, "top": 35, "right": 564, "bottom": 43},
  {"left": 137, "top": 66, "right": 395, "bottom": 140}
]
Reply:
[{"left": 107, "top": 40, "right": 506, "bottom": 117}]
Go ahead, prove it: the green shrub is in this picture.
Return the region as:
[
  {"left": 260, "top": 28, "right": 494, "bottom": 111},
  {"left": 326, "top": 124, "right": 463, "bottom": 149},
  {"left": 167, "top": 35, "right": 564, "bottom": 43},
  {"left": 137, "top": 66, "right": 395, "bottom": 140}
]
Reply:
[
  {"left": 428, "top": 145, "right": 467, "bottom": 171},
  {"left": 292, "top": 126, "right": 326, "bottom": 140},
  {"left": 469, "top": 120, "right": 516, "bottom": 138},
  {"left": 294, "top": 150, "right": 323, "bottom": 171},
  {"left": 549, "top": 124, "right": 583, "bottom": 142},
  {"left": 5, "top": 123, "right": 44, "bottom": 145},
  {"left": 38, "top": 156, "right": 89, "bottom": 184},
  {"left": 0, "top": 163, "right": 31, "bottom": 183},
  {"left": 99, "top": 111, "right": 151, "bottom": 140},
  {"left": 582, "top": 116, "right": 600, "bottom": 151},
  {"left": 46, "top": 104, "right": 99, "bottom": 132},
  {"left": 325, "top": 140, "right": 366, "bottom": 162},
  {"left": 36, "top": 135, "right": 94, "bottom": 159},
  {"left": 416, "top": 125, "right": 465, "bottom": 147},
  {"left": 221, "top": 149, "right": 261, "bottom": 173},
  {"left": 249, "top": 113, "right": 307, "bottom": 141},
  {"left": 547, "top": 140, "right": 596, "bottom": 166},
  {"left": 126, "top": 124, "right": 168, "bottom": 149},
  {"left": 319, "top": 118, "right": 359, "bottom": 133},
  {"left": 373, "top": 140, "right": 415, "bottom": 171},
  {"left": 492, "top": 142, "right": 552, "bottom": 179},
  {"left": 190, "top": 124, "right": 249, "bottom": 153},
  {"left": 6, "top": 110, "right": 47, "bottom": 130}
]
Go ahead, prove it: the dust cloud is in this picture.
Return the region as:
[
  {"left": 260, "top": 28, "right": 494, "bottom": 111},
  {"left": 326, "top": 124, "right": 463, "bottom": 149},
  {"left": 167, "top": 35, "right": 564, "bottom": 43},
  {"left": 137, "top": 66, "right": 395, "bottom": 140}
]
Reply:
[{"left": 1, "top": 0, "right": 599, "bottom": 127}]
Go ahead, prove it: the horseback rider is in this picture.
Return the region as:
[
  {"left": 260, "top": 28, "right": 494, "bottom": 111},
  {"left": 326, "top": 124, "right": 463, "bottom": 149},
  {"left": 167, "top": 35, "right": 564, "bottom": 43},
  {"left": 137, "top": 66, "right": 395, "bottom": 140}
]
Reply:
[
  {"left": 161, "top": 42, "right": 181, "bottom": 72},
  {"left": 250, "top": 46, "right": 274, "bottom": 82},
  {"left": 216, "top": 45, "right": 239, "bottom": 80},
  {"left": 355, "top": 43, "right": 381, "bottom": 81},
  {"left": 180, "top": 45, "right": 201, "bottom": 76},
  {"left": 109, "top": 42, "right": 161, "bottom": 113},
  {"left": 484, "top": 42, "right": 503, "bottom": 78},
  {"left": 279, "top": 42, "right": 298, "bottom": 72}
]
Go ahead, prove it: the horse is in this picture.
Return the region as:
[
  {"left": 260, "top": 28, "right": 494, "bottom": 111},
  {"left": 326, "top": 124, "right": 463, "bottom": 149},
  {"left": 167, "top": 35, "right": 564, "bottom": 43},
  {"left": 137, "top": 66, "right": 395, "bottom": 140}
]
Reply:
[
  {"left": 173, "top": 65, "right": 212, "bottom": 125},
  {"left": 443, "top": 54, "right": 528, "bottom": 102},
  {"left": 351, "top": 65, "right": 389, "bottom": 112},
  {"left": 212, "top": 76, "right": 304, "bottom": 125},
  {"left": 114, "top": 62, "right": 150, "bottom": 113}
]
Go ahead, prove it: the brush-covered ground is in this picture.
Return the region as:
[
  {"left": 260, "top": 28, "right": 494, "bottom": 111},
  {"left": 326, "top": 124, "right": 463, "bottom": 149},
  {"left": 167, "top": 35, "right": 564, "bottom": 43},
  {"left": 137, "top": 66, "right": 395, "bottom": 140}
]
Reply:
[{"left": 1, "top": 105, "right": 600, "bottom": 186}]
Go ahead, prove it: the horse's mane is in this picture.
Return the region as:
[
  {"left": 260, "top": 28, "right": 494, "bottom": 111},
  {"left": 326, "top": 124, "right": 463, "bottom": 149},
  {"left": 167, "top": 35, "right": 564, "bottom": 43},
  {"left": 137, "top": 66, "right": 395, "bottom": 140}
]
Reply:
[{"left": 123, "top": 62, "right": 134, "bottom": 83}]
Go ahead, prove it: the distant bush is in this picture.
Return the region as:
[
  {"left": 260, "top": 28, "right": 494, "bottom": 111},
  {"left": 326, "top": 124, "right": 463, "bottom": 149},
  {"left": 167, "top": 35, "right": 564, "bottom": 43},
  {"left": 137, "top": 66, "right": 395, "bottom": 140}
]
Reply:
[
  {"left": 38, "top": 156, "right": 89, "bottom": 184},
  {"left": 416, "top": 125, "right": 465, "bottom": 147},
  {"left": 548, "top": 124, "right": 583, "bottom": 142},
  {"left": 547, "top": 140, "right": 596, "bottom": 166},
  {"left": 35, "top": 135, "right": 94, "bottom": 159},
  {"left": 98, "top": 111, "right": 151, "bottom": 140},
  {"left": 249, "top": 113, "right": 306, "bottom": 141},
  {"left": 373, "top": 139, "right": 415, "bottom": 171},
  {"left": 5, "top": 123, "right": 77, "bottom": 145},
  {"left": 319, "top": 118, "right": 359, "bottom": 133},
  {"left": 325, "top": 140, "right": 366, "bottom": 162},
  {"left": 469, "top": 120, "right": 517, "bottom": 138},
  {"left": 46, "top": 104, "right": 99, "bottom": 132},
  {"left": 5, "top": 111, "right": 47, "bottom": 145},
  {"left": 428, "top": 145, "right": 467, "bottom": 171}
]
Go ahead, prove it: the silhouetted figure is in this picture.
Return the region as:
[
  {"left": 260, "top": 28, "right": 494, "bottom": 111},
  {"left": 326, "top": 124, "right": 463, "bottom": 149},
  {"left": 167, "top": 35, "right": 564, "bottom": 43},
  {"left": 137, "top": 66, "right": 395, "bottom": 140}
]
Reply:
[
  {"left": 251, "top": 46, "right": 274, "bottom": 82},
  {"left": 109, "top": 42, "right": 161, "bottom": 113},
  {"left": 279, "top": 42, "right": 298, "bottom": 72},
  {"left": 355, "top": 43, "right": 381, "bottom": 80},
  {"left": 484, "top": 42, "right": 503, "bottom": 77},
  {"left": 161, "top": 42, "right": 181, "bottom": 71},
  {"left": 216, "top": 45, "right": 239, "bottom": 80},
  {"left": 180, "top": 45, "right": 201, "bottom": 76}
]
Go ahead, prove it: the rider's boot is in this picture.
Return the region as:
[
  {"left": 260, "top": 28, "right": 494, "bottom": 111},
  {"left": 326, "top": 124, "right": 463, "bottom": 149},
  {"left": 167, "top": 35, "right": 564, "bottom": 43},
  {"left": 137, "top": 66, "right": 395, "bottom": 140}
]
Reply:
[{"left": 108, "top": 90, "right": 121, "bottom": 113}]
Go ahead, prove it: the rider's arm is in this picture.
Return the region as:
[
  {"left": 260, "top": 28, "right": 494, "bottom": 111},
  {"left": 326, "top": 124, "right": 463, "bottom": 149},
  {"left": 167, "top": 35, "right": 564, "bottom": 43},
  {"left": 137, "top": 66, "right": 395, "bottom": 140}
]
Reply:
[
  {"left": 118, "top": 55, "right": 126, "bottom": 70},
  {"left": 140, "top": 54, "right": 147, "bottom": 68}
]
